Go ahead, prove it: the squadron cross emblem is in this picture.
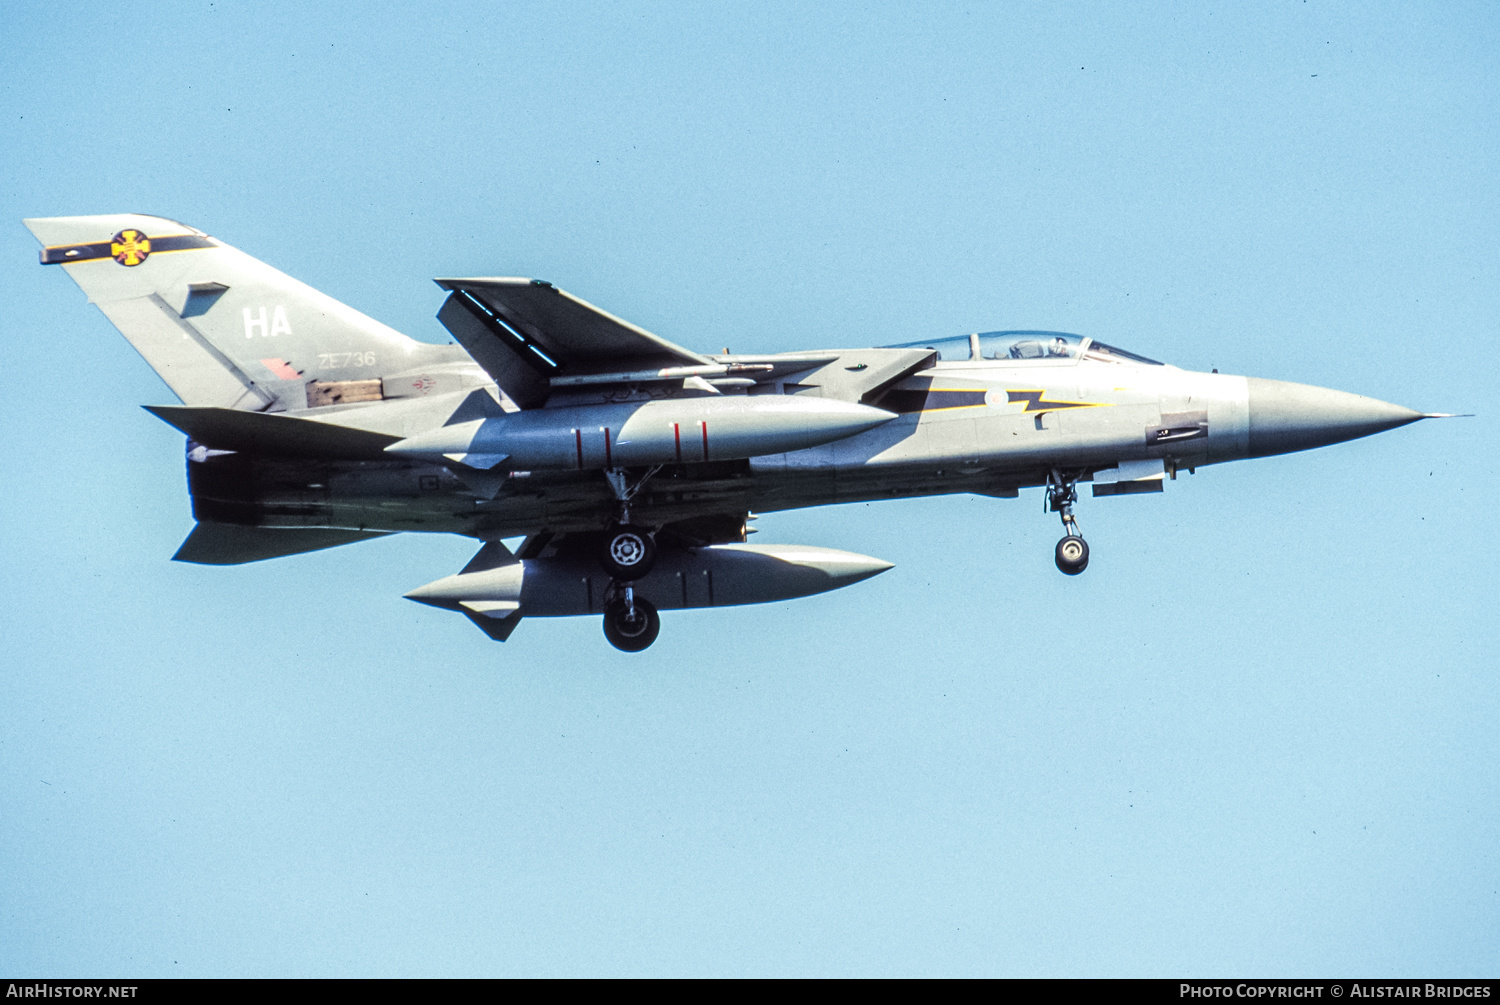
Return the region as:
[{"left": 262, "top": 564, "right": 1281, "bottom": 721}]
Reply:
[{"left": 110, "top": 229, "right": 151, "bottom": 266}]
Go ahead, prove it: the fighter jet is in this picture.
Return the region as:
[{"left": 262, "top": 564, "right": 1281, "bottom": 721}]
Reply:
[{"left": 24, "top": 214, "right": 1453, "bottom": 651}]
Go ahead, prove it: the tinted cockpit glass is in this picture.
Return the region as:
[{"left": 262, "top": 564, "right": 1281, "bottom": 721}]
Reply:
[
  {"left": 882, "top": 335, "right": 973, "bottom": 361},
  {"left": 977, "top": 331, "right": 1084, "bottom": 361},
  {"left": 882, "top": 331, "right": 1161, "bottom": 365},
  {"left": 1081, "top": 339, "right": 1162, "bottom": 365}
]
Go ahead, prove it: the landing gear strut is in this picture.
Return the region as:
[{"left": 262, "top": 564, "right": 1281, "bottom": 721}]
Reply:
[
  {"left": 602, "top": 583, "right": 660, "bottom": 652},
  {"left": 599, "top": 467, "right": 665, "bottom": 650},
  {"left": 600, "top": 466, "right": 662, "bottom": 580},
  {"left": 1048, "top": 468, "right": 1089, "bottom": 576}
]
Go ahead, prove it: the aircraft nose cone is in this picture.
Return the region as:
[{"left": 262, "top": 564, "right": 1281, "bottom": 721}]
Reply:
[{"left": 1247, "top": 378, "right": 1425, "bottom": 458}]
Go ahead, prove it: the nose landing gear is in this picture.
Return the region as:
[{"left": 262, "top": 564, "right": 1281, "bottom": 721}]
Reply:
[
  {"left": 1048, "top": 469, "right": 1090, "bottom": 575},
  {"left": 1054, "top": 534, "right": 1089, "bottom": 575}
]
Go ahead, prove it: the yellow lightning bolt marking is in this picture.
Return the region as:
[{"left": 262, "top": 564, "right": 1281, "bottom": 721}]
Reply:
[{"left": 1005, "top": 389, "right": 1109, "bottom": 412}]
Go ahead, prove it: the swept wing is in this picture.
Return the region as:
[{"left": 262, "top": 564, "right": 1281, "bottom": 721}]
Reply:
[{"left": 434, "top": 278, "right": 713, "bottom": 407}]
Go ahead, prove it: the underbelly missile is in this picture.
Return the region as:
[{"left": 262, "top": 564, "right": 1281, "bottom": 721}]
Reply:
[{"left": 383, "top": 395, "right": 896, "bottom": 470}]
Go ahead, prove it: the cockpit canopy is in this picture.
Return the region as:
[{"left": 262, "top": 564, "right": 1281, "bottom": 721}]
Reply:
[{"left": 885, "top": 331, "right": 1162, "bottom": 365}]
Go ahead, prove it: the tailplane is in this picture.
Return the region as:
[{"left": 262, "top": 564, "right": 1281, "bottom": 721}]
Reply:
[
  {"left": 24, "top": 214, "right": 463, "bottom": 410},
  {"left": 173, "top": 523, "right": 390, "bottom": 565}
]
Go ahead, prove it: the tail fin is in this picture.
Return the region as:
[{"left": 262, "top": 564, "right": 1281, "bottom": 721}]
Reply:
[{"left": 25, "top": 214, "right": 455, "bottom": 411}]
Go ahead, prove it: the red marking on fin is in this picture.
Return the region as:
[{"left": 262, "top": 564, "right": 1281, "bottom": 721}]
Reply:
[{"left": 261, "top": 358, "right": 300, "bottom": 381}]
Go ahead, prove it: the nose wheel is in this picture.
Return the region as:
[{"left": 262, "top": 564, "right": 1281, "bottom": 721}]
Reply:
[
  {"left": 1055, "top": 534, "right": 1089, "bottom": 575},
  {"left": 1048, "top": 469, "right": 1089, "bottom": 575}
]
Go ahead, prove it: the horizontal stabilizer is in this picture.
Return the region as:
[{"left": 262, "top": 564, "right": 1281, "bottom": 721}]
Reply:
[
  {"left": 145, "top": 405, "right": 401, "bottom": 459},
  {"left": 173, "top": 522, "right": 389, "bottom": 565}
]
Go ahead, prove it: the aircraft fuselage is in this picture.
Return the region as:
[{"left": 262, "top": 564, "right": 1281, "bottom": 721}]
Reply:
[
  {"left": 187, "top": 354, "right": 1422, "bottom": 541},
  {"left": 25, "top": 214, "right": 1439, "bottom": 650}
]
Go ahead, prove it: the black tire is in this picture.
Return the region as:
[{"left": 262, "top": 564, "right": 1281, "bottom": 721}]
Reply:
[
  {"left": 1055, "top": 535, "right": 1089, "bottom": 575},
  {"left": 599, "top": 525, "right": 657, "bottom": 580},
  {"left": 603, "top": 597, "right": 660, "bottom": 652}
]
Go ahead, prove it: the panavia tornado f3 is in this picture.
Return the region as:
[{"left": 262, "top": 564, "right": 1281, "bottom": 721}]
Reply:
[{"left": 25, "top": 214, "right": 1455, "bottom": 651}]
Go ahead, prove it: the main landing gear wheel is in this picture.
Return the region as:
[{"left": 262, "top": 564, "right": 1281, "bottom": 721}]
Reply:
[
  {"left": 1055, "top": 535, "right": 1089, "bottom": 575},
  {"left": 603, "top": 596, "right": 660, "bottom": 652},
  {"left": 600, "top": 524, "right": 657, "bottom": 580}
]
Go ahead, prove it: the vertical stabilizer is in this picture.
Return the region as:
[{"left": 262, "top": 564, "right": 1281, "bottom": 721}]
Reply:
[{"left": 24, "top": 214, "right": 457, "bottom": 410}]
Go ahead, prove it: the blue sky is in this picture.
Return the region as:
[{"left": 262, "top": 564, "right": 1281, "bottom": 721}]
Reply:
[{"left": 2, "top": 1, "right": 1496, "bottom": 976}]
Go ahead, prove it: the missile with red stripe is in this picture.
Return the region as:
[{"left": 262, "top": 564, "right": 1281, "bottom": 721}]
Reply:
[{"left": 383, "top": 395, "right": 898, "bottom": 470}]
